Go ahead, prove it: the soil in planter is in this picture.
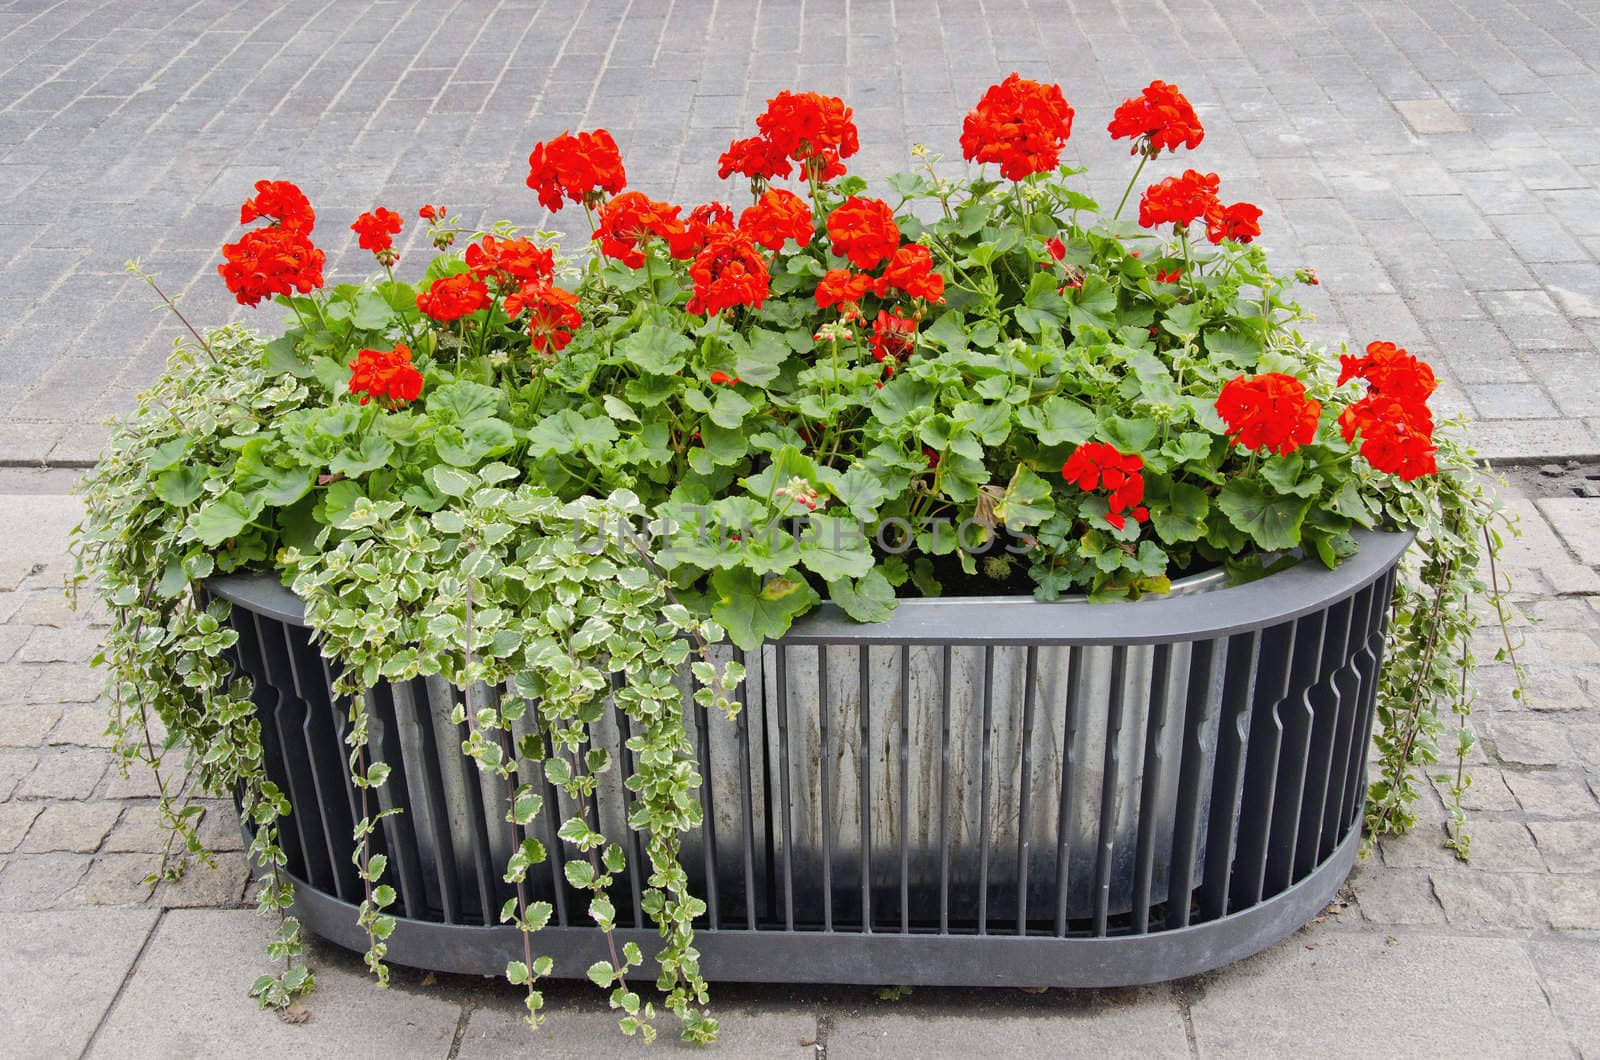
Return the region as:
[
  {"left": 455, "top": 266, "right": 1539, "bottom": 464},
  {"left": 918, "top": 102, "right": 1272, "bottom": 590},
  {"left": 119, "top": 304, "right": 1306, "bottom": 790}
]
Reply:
[{"left": 909, "top": 548, "right": 1223, "bottom": 599}]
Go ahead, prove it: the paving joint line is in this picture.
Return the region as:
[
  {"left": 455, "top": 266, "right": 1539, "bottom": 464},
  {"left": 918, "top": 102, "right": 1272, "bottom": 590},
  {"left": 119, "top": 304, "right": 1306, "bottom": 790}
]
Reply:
[{"left": 78, "top": 905, "right": 167, "bottom": 1058}]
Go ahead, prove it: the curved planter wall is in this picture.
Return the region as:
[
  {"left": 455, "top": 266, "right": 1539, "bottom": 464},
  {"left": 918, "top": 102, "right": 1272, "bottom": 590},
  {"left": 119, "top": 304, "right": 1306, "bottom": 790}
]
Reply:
[{"left": 208, "top": 528, "right": 1409, "bottom": 988}]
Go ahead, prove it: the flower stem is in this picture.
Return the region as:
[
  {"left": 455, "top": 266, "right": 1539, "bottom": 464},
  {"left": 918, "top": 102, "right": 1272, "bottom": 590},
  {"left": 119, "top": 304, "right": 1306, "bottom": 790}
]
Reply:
[{"left": 1114, "top": 152, "right": 1149, "bottom": 221}]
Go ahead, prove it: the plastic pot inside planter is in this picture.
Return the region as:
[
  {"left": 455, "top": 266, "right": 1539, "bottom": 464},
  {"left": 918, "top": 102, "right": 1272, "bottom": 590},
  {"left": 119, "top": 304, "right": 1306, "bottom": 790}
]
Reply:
[{"left": 208, "top": 527, "right": 1410, "bottom": 988}]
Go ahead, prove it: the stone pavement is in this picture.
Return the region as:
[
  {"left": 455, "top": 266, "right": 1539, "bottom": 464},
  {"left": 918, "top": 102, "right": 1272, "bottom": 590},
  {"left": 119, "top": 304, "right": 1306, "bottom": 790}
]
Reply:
[
  {"left": 0, "top": 473, "right": 1596, "bottom": 1055},
  {"left": 1, "top": 0, "right": 1600, "bottom": 464},
  {"left": 3, "top": 0, "right": 1600, "bottom": 1056}
]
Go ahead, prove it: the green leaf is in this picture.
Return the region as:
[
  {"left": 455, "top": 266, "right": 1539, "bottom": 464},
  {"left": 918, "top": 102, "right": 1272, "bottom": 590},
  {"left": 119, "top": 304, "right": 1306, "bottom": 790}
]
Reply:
[
  {"left": 426, "top": 466, "right": 478, "bottom": 497},
  {"left": 1146, "top": 478, "right": 1211, "bottom": 544},
  {"left": 1017, "top": 397, "right": 1096, "bottom": 446},
  {"left": 564, "top": 860, "right": 596, "bottom": 888},
  {"left": 351, "top": 292, "right": 395, "bottom": 331},
  {"left": 727, "top": 328, "right": 790, "bottom": 385},
  {"left": 328, "top": 431, "right": 394, "bottom": 478},
  {"left": 426, "top": 379, "right": 502, "bottom": 423},
  {"left": 1217, "top": 479, "right": 1312, "bottom": 551},
  {"left": 506, "top": 961, "right": 530, "bottom": 984},
  {"left": 828, "top": 569, "right": 897, "bottom": 623},
  {"left": 153, "top": 465, "right": 206, "bottom": 507},
  {"left": 587, "top": 961, "right": 616, "bottom": 987},
  {"left": 188, "top": 491, "right": 264, "bottom": 547},
  {"left": 619, "top": 325, "right": 694, "bottom": 375},
  {"left": 797, "top": 514, "right": 874, "bottom": 581},
  {"left": 993, "top": 465, "right": 1053, "bottom": 531},
  {"left": 709, "top": 568, "right": 821, "bottom": 650}
]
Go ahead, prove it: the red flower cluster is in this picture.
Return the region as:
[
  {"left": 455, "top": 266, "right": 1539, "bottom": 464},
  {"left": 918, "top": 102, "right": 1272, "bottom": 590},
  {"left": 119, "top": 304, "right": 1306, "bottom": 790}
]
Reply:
[
  {"left": 218, "top": 179, "right": 325, "bottom": 307},
  {"left": 505, "top": 282, "right": 582, "bottom": 354},
  {"left": 1337, "top": 341, "right": 1438, "bottom": 480},
  {"left": 720, "top": 91, "right": 860, "bottom": 183},
  {"left": 826, "top": 196, "right": 900, "bottom": 270},
  {"left": 465, "top": 234, "right": 555, "bottom": 288},
  {"left": 1337, "top": 341, "right": 1437, "bottom": 405},
  {"left": 815, "top": 268, "right": 874, "bottom": 312},
  {"left": 1215, "top": 372, "right": 1322, "bottom": 456},
  {"left": 686, "top": 227, "right": 770, "bottom": 316},
  {"left": 1108, "top": 80, "right": 1204, "bottom": 156},
  {"left": 1062, "top": 443, "right": 1148, "bottom": 530},
  {"left": 869, "top": 309, "right": 918, "bottom": 374},
  {"left": 240, "top": 179, "right": 315, "bottom": 232},
  {"left": 739, "top": 188, "right": 812, "bottom": 251},
  {"left": 1138, "top": 170, "right": 1220, "bottom": 230},
  {"left": 348, "top": 343, "right": 423, "bottom": 407},
  {"left": 526, "top": 129, "right": 627, "bottom": 212},
  {"left": 593, "top": 191, "right": 693, "bottom": 267},
  {"left": 351, "top": 207, "right": 402, "bottom": 263},
  {"left": 960, "top": 73, "right": 1075, "bottom": 181},
  {"left": 416, "top": 272, "right": 488, "bottom": 323},
  {"left": 419, "top": 203, "right": 445, "bottom": 222},
  {"left": 685, "top": 201, "right": 736, "bottom": 252},
  {"left": 874, "top": 243, "right": 944, "bottom": 302},
  {"left": 709, "top": 370, "right": 739, "bottom": 386},
  {"left": 1205, "top": 201, "right": 1262, "bottom": 245}
]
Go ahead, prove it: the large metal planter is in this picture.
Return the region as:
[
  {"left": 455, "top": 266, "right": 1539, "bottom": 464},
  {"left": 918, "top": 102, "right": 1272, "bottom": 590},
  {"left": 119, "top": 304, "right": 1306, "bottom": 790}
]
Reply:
[{"left": 208, "top": 528, "right": 1408, "bottom": 988}]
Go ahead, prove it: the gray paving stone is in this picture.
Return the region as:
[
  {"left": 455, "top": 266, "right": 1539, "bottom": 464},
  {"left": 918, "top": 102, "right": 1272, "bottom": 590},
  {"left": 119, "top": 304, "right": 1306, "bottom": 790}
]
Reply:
[
  {"left": 1529, "top": 820, "right": 1600, "bottom": 873},
  {"left": 1537, "top": 497, "right": 1600, "bottom": 566},
  {"left": 0, "top": 909, "right": 159, "bottom": 1060},
  {"left": 89, "top": 909, "right": 462, "bottom": 1058},
  {"left": 822, "top": 990, "right": 1189, "bottom": 1060},
  {"left": 1347, "top": 862, "right": 1445, "bottom": 926},
  {"left": 1528, "top": 939, "right": 1600, "bottom": 1057},
  {"left": 1506, "top": 770, "right": 1600, "bottom": 817},
  {"left": 0, "top": 851, "right": 93, "bottom": 910},
  {"left": 1187, "top": 932, "right": 1570, "bottom": 1056},
  {"left": 0, "top": 803, "right": 41, "bottom": 854},
  {"left": 1547, "top": 876, "right": 1600, "bottom": 930},
  {"left": 460, "top": 1001, "right": 818, "bottom": 1058},
  {"left": 17, "top": 800, "right": 121, "bottom": 853},
  {"left": 1431, "top": 868, "right": 1551, "bottom": 929},
  {"left": 15, "top": 747, "right": 109, "bottom": 800}
]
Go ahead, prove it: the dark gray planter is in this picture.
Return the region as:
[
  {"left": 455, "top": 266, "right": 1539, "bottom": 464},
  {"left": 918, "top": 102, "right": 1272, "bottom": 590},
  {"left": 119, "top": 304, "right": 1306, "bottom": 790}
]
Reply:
[{"left": 208, "top": 528, "right": 1409, "bottom": 988}]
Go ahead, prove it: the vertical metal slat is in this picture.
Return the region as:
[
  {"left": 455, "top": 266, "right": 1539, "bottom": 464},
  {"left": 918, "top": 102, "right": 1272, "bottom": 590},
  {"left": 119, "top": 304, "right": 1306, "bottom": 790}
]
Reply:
[
  {"left": 1130, "top": 644, "right": 1173, "bottom": 934},
  {"left": 1091, "top": 645, "right": 1130, "bottom": 937}
]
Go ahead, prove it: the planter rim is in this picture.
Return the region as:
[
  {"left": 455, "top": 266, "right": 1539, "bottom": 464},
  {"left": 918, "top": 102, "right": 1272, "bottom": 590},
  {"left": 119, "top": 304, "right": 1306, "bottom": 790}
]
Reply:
[{"left": 205, "top": 527, "right": 1411, "bottom": 647}]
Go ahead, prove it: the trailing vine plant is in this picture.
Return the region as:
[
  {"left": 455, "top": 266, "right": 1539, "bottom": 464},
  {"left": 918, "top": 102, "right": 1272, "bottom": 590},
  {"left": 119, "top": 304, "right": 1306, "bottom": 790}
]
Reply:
[{"left": 71, "top": 74, "right": 1525, "bottom": 1043}]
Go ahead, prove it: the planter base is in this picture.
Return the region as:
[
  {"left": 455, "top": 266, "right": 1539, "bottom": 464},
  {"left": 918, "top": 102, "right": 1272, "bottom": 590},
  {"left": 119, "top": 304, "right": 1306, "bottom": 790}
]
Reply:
[{"left": 271, "top": 825, "right": 1358, "bottom": 987}]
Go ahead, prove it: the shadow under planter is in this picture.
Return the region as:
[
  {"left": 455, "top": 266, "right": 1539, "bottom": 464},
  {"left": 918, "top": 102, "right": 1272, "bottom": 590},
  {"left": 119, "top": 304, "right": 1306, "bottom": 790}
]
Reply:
[{"left": 207, "top": 528, "right": 1410, "bottom": 988}]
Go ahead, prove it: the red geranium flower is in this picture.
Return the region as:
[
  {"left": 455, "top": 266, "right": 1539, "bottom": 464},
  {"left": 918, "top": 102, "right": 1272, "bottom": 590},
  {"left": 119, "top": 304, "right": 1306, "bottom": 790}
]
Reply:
[
  {"left": 717, "top": 134, "right": 795, "bottom": 183},
  {"left": 415, "top": 272, "right": 488, "bottom": 323},
  {"left": 217, "top": 226, "right": 325, "bottom": 307},
  {"left": 960, "top": 73, "right": 1075, "bottom": 181},
  {"left": 869, "top": 308, "right": 918, "bottom": 367},
  {"left": 686, "top": 227, "right": 770, "bottom": 316},
  {"left": 685, "top": 201, "right": 736, "bottom": 252},
  {"left": 739, "top": 188, "right": 813, "bottom": 251},
  {"left": 1061, "top": 442, "right": 1149, "bottom": 530},
  {"left": 826, "top": 196, "right": 900, "bottom": 270},
  {"left": 419, "top": 203, "right": 445, "bottom": 222},
  {"left": 526, "top": 129, "right": 627, "bottom": 212},
  {"left": 592, "top": 191, "right": 694, "bottom": 267},
  {"left": 815, "top": 268, "right": 874, "bottom": 311},
  {"left": 240, "top": 179, "right": 315, "bottom": 233},
  {"left": 1339, "top": 397, "right": 1437, "bottom": 481},
  {"left": 465, "top": 235, "right": 555, "bottom": 287},
  {"left": 1138, "top": 170, "right": 1221, "bottom": 230},
  {"left": 348, "top": 343, "right": 423, "bottom": 407},
  {"left": 1042, "top": 237, "right": 1067, "bottom": 263},
  {"left": 1155, "top": 266, "right": 1182, "bottom": 283},
  {"left": 874, "top": 243, "right": 945, "bottom": 302},
  {"left": 1108, "top": 80, "right": 1205, "bottom": 157},
  {"left": 1216, "top": 373, "right": 1322, "bottom": 456},
  {"left": 1337, "top": 340, "right": 1438, "bottom": 407},
  {"left": 351, "top": 206, "right": 402, "bottom": 264},
  {"left": 709, "top": 370, "right": 740, "bottom": 386},
  {"left": 1204, "top": 201, "right": 1262, "bottom": 244},
  {"left": 505, "top": 281, "right": 582, "bottom": 354}
]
